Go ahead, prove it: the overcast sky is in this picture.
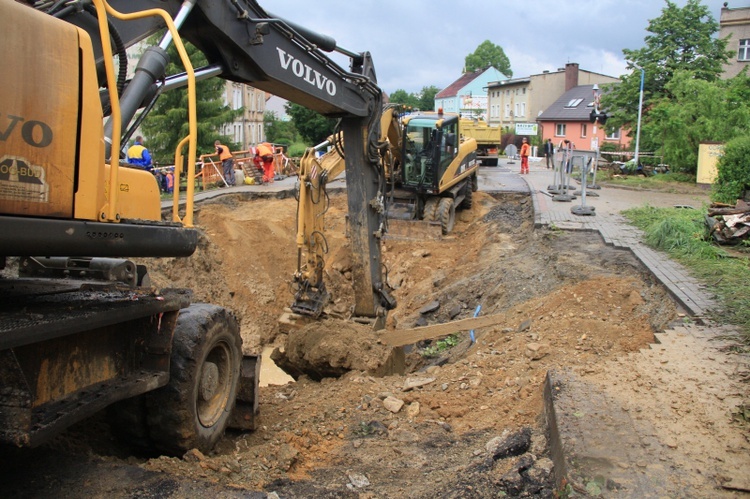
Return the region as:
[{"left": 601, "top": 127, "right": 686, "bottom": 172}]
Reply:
[{"left": 269, "top": 0, "right": 736, "bottom": 95}]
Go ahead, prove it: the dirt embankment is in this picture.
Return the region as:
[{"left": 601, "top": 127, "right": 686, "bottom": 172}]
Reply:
[{"left": 122, "top": 191, "right": 678, "bottom": 497}]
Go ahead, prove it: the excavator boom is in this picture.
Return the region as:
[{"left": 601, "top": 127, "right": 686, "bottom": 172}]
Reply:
[{"left": 292, "top": 106, "right": 401, "bottom": 318}]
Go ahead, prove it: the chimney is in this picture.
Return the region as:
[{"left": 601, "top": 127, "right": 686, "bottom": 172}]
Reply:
[{"left": 565, "top": 63, "right": 579, "bottom": 91}]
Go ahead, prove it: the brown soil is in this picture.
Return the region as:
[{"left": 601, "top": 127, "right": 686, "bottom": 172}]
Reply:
[
  {"left": 4, "top": 189, "right": 746, "bottom": 498},
  {"left": 132, "top": 191, "right": 678, "bottom": 496}
]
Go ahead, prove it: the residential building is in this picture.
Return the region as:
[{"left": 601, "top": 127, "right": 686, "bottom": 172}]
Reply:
[
  {"left": 434, "top": 67, "right": 509, "bottom": 117},
  {"left": 537, "top": 84, "right": 630, "bottom": 151},
  {"left": 220, "top": 81, "right": 266, "bottom": 151},
  {"left": 486, "top": 63, "right": 618, "bottom": 131},
  {"left": 720, "top": 4, "right": 750, "bottom": 78}
]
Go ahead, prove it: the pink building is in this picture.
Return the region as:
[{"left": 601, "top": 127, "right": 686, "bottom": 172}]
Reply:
[{"left": 537, "top": 84, "right": 630, "bottom": 152}]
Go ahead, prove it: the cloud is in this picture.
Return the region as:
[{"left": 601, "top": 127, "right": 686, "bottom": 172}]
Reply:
[{"left": 268, "top": 0, "right": 729, "bottom": 94}]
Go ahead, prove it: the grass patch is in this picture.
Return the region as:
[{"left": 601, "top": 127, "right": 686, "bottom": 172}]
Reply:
[
  {"left": 623, "top": 205, "right": 750, "bottom": 344},
  {"left": 601, "top": 171, "right": 701, "bottom": 193},
  {"left": 421, "top": 333, "right": 460, "bottom": 358}
]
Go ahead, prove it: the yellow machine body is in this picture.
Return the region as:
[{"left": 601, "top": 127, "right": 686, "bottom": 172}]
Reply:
[{"left": 0, "top": 0, "right": 160, "bottom": 223}]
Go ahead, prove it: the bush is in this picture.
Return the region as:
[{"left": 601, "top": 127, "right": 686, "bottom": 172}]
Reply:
[
  {"left": 712, "top": 136, "right": 750, "bottom": 204},
  {"left": 287, "top": 142, "right": 308, "bottom": 158}
]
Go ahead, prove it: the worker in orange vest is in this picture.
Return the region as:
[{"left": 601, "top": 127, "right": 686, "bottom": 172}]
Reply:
[
  {"left": 214, "top": 140, "right": 235, "bottom": 186},
  {"left": 166, "top": 168, "right": 174, "bottom": 193},
  {"left": 520, "top": 137, "right": 530, "bottom": 175},
  {"left": 256, "top": 142, "right": 275, "bottom": 184}
]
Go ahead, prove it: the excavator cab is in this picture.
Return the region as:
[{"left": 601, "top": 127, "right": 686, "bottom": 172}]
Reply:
[
  {"left": 403, "top": 123, "right": 438, "bottom": 188},
  {"left": 400, "top": 113, "right": 461, "bottom": 195}
]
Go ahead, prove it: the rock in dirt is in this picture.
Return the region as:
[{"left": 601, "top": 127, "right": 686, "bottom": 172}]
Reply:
[
  {"left": 271, "top": 319, "right": 404, "bottom": 380},
  {"left": 383, "top": 396, "right": 405, "bottom": 413},
  {"left": 525, "top": 342, "right": 550, "bottom": 360},
  {"left": 402, "top": 376, "right": 436, "bottom": 391},
  {"left": 348, "top": 472, "right": 370, "bottom": 488},
  {"left": 419, "top": 300, "right": 441, "bottom": 314},
  {"left": 487, "top": 427, "right": 532, "bottom": 460}
]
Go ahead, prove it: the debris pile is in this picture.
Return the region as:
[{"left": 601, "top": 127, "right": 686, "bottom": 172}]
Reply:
[{"left": 706, "top": 199, "right": 750, "bottom": 245}]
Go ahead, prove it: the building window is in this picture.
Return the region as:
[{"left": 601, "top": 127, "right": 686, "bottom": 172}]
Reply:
[
  {"left": 605, "top": 128, "right": 621, "bottom": 140},
  {"left": 581, "top": 123, "right": 587, "bottom": 138},
  {"left": 520, "top": 102, "right": 526, "bottom": 117},
  {"left": 565, "top": 98, "right": 583, "bottom": 108},
  {"left": 504, "top": 104, "right": 511, "bottom": 117},
  {"left": 555, "top": 123, "right": 566, "bottom": 137},
  {"left": 740, "top": 39, "right": 750, "bottom": 61}
]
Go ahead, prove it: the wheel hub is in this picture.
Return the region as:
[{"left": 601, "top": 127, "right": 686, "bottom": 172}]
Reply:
[{"left": 199, "top": 361, "right": 220, "bottom": 401}]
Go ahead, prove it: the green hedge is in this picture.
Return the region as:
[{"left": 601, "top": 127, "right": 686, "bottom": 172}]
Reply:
[{"left": 713, "top": 136, "right": 750, "bottom": 204}]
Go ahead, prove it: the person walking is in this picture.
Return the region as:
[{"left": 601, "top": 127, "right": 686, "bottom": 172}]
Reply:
[
  {"left": 544, "top": 138, "right": 554, "bottom": 169},
  {"left": 520, "top": 137, "right": 530, "bottom": 174},
  {"left": 126, "top": 136, "right": 153, "bottom": 173},
  {"left": 214, "top": 140, "right": 235, "bottom": 186}
]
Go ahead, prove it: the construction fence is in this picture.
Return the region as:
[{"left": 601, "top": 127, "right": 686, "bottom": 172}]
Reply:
[{"left": 196, "top": 145, "right": 294, "bottom": 189}]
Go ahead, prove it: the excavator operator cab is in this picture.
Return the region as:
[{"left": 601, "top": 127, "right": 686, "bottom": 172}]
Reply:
[{"left": 401, "top": 113, "right": 459, "bottom": 193}]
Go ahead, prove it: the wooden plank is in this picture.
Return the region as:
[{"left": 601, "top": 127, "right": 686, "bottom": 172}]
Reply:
[{"left": 379, "top": 313, "right": 507, "bottom": 347}]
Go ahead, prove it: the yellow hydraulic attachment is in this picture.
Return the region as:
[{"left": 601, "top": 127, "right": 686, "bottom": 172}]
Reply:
[{"left": 291, "top": 106, "right": 401, "bottom": 317}]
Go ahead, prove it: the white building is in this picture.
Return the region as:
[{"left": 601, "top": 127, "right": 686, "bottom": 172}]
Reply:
[{"left": 221, "top": 81, "right": 266, "bottom": 150}]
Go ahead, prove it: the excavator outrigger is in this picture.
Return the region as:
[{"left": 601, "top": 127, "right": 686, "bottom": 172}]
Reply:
[{"left": 1, "top": 0, "right": 393, "bottom": 454}]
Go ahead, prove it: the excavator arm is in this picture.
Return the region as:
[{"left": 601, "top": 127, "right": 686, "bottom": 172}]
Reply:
[
  {"left": 31, "top": 0, "right": 394, "bottom": 321},
  {"left": 292, "top": 105, "right": 401, "bottom": 318}
]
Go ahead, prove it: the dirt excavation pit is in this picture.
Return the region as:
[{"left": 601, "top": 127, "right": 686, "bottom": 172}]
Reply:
[{"left": 118, "top": 189, "right": 684, "bottom": 496}]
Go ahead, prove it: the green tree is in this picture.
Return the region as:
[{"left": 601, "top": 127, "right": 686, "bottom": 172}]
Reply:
[
  {"left": 264, "top": 111, "right": 299, "bottom": 146},
  {"left": 602, "top": 0, "right": 731, "bottom": 137},
  {"left": 285, "top": 102, "right": 336, "bottom": 145},
  {"left": 389, "top": 89, "right": 420, "bottom": 110},
  {"left": 644, "top": 70, "right": 750, "bottom": 172},
  {"left": 713, "top": 134, "right": 750, "bottom": 203},
  {"left": 464, "top": 40, "right": 512, "bottom": 77},
  {"left": 140, "top": 38, "right": 240, "bottom": 163},
  {"left": 418, "top": 85, "right": 440, "bottom": 112}
]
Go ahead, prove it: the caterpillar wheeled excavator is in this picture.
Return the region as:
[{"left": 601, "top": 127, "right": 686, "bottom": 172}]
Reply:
[
  {"left": 291, "top": 107, "right": 478, "bottom": 318},
  {"left": 1, "top": 0, "right": 392, "bottom": 454}
]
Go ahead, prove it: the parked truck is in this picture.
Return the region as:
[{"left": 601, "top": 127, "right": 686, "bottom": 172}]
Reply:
[{"left": 460, "top": 118, "right": 503, "bottom": 166}]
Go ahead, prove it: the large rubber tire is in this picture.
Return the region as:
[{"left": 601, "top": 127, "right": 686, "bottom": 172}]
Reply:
[
  {"left": 460, "top": 177, "right": 474, "bottom": 210},
  {"left": 437, "top": 197, "right": 456, "bottom": 235},
  {"left": 146, "top": 303, "right": 242, "bottom": 456},
  {"left": 422, "top": 197, "right": 440, "bottom": 222}
]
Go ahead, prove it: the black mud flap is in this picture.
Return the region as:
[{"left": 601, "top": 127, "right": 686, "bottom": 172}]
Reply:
[{"left": 228, "top": 354, "right": 261, "bottom": 431}]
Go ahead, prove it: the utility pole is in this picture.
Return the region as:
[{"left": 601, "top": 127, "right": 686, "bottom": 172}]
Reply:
[{"left": 634, "top": 67, "right": 645, "bottom": 168}]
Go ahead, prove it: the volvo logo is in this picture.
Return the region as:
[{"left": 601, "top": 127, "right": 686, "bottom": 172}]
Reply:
[
  {"left": 0, "top": 114, "right": 53, "bottom": 148},
  {"left": 277, "top": 48, "right": 337, "bottom": 97}
]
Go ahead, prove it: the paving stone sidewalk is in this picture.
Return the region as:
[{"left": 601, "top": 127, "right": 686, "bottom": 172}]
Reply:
[{"left": 520, "top": 167, "right": 720, "bottom": 320}]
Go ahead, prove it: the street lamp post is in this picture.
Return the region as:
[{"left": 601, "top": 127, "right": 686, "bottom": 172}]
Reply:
[{"left": 634, "top": 67, "right": 645, "bottom": 168}]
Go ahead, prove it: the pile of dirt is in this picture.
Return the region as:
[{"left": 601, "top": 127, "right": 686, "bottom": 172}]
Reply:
[{"left": 132, "top": 190, "right": 679, "bottom": 496}]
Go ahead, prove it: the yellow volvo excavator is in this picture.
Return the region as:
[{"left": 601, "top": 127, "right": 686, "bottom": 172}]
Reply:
[{"left": 1, "top": 0, "right": 393, "bottom": 454}]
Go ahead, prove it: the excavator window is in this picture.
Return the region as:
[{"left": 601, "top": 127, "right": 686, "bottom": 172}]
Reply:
[
  {"left": 403, "top": 120, "right": 440, "bottom": 186},
  {"left": 438, "top": 121, "right": 458, "bottom": 174}
]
